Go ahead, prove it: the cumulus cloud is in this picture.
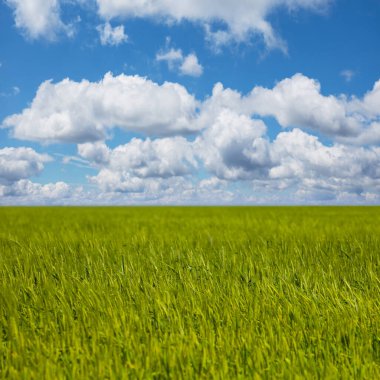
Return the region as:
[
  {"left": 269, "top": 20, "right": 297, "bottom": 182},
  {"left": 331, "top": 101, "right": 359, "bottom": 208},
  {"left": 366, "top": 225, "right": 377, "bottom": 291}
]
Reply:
[
  {"left": 204, "top": 123, "right": 380, "bottom": 201},
  {"left": 5, "top": 0, "right": 72, "bottom": 40},
  {"left": 231, "top": 128, "right": 380, "bottom": 202},
  {"left": 2, "top": 132, "right": 380, "bottom": 205},
  {"left": 195, "top": 109, "right": 271, "bottom": 180},
  {"left": 96, "top": 0, "right": 331, "bottom": 49},
  {"left": 0, "top": 146, "right": 74, "bottom": 204},
  {"left": 71, "top": 100, "right": 380, "bottom": 203},
  {"left": 246, "top": 74, "right": 362, "bottom": 137},
  {"left": 156, "top": 48, "right": 203, "bottom": 77},
  {"left": 2, "top": 73, "right": 199, "bottom": 143},
  {"left": 156, "top": 48, "right": 183, "bottom": 69},
  {"left": 0, "top": 147, "right": 51, "bottom": 185},
  {"left": 97, "top": 22, "right": 128, "bottom": 46},
  {"left": 3, "top": 72, "right": 380, "bottom": 204},
  {"left": 0, "top": 180, "right": 70, "bottom": 198},
  {"left": 5, "top": 0, "right": 331, "bottom": 48},
  {"left": 270, "top": 128, "right": 380, "bottom": 184},
  {"left": 85, "top": 137, "right": 197, "bottom": 192},
  {"left": 3, "top": 73, "right": 380, "bottom": 146},
  {"left": 198, "top": 74, "right": 380, "bottom": 144},
  {"left": 194, "top": 108, "right": 380, "bottom": 196},
  {"left": 0, "top": 179, "right": 82, "bottom": 206},
  {"left": 180, "top": 54, "right": 203, "bottom": 77},
  {"left": 73, "top": 124, "right": 380, "bottom": 203},
  {"left": 77, "top": 141, "right": 110, "bottom": 165},
  {"left": 348, "top": 79, "right": 380, "bottom": 120}
]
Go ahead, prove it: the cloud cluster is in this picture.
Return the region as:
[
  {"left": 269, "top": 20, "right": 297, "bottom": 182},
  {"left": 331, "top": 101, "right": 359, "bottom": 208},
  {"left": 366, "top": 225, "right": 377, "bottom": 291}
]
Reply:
[
  {"left": 0, "top": 147, "right": 73, "bottom": 204},
  {"left": 5, "top": 73, "right": 379, "bottom": 145},
  {"left": 0, "top": 147, "right": 51, "bottom": 185},
  {"left": 97, "top": 22, "right": 128, "bottom": 46},
  {"left": 82, "top": 137, "right": 197, "bottom": 192},
  {"left": 269, "top": 129, "right": 380, "bottom": 196},
  {"left": 0, "top": 179, "right": 71, "bottom": 198},
  {"left": 201, "top": 74, "right": 380, "bottom": 145},
  {"left": 156, "top": 48, "right": 203, "bottom": 77},
  {"left": 3, "top": 73, "right": 199, "bottom": 143},
  {"left": 248, "top": 74, "right": 359, "bottom": 137},
  {"left": 74, "top": 112, "right": 380, "bottom": 203},
  {"left": 195, "top": 110, "right": 270, "bottom": 180},
  {"left": 2, "top": 73, "right": 380, "bottom": 204},
  {"left": 5, "top": 0, "right": 331, "bottom": 48},
  {"left": 96, "top": 0, "right": 331, "bottom": 49},
  {"left": 6, "top": 0, "right": 72, "bottom": 40}
]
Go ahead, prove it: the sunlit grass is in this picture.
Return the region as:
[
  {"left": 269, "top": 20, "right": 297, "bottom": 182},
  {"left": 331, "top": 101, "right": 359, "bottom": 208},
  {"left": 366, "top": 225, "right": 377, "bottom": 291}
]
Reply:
[{"left": 1, "top": 207, "right": 380, "bottom": 379}]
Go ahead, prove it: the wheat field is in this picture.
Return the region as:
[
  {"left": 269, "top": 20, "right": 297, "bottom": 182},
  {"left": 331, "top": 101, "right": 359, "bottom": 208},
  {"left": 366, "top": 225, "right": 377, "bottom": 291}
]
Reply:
[{"left": 1, "top": 207, "right": 379, "bottom": 379}]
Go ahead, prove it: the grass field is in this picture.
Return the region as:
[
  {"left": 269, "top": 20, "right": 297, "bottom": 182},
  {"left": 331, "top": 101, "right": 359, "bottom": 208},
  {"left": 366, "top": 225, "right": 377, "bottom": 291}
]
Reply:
[{"left": 0, "top": 207, "right": 380, "bottom": 379}]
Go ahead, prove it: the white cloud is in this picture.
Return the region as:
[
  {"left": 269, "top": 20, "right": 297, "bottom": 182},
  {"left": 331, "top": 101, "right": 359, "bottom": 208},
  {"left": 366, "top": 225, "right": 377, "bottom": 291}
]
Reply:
[
  {"left": 0, "top": 179, "right": 83, "bottom": 205},
  {"left": 96, "top": 0, "right": 331, "bottom": 49},
  {"left": 263, "top": 128, "right": 380, "bottom": 201},
  {"left": 195, "top": 115, "right": 380, "bottom": 199},
  {"left": 4, "top": 0, "right": 331, "bottom": 47},
  {"left": 77, "top": 142, "right": 110, "bottom": 165},
  {"left": 0, "top": 147, "right": 51, "bottom": 185},
  {"left": 156, "top": 47, "right": 203, "bottom": 77},
  {"left": 247, "top": 74, "right": 361, "bottom": 137},
  {"left": 179, "top": 54, "right": 203, "bottom": 77},
  {"left": 86, "top": 137, "right": 197, "bottom": 192},
  {"left": 0, "top": 147, "right": 72, "bottom": 204},
  {"left": 5, "top": 0, "right": 72, "bottom": 40},
  {"left": 156, "top": 48, "right": 183, "bottom": 68},
  {"left": 199, "top": 74, "right": 380, "bottom": 144},
  {"left": 195, "top": 109, "right": 270, "bottom": 180},
  {"left": 348, "top": 79, "right": 380, "bottom": 120},
  {"left": 97, "top": 22, "right": 128, "bottom": 46},
  {"left": 270, "top": 128, "right": 380, "bottom": 181},
  {"left": 90, "top": 172, "right": 180, "bottom": 195},
  {"left": 0, "top": 179, "right": 70, "bottom": 198},
  {"left": 75, "top": 123, "right": 380, "bottom": 203},
  {"left": 2, "top": 72, "right": 380, "bottom": 204},
  {"left": 199, "top": 176, "right": 228, "bottom": 191},
  {"left": 4, "top": 73, "right": 380, "bottom": 147},
  {"left": 3, "top": 128, "right": 380, "bottom": 204},
  {"left": 2, "top": 73, "right": 199, "bottom": 143},
  {"left": 196, "top": 82, "right": 246, "bottom": 129}
]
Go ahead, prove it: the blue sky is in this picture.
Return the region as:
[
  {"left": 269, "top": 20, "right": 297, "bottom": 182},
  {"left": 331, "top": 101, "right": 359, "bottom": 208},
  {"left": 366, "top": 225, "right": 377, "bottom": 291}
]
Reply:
[{"left": 1, "top": 0, "right": 380, "bottom": 205}]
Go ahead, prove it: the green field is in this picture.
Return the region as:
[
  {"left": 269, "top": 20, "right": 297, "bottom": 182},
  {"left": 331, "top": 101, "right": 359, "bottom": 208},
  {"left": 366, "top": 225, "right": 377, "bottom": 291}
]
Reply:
[{"left": 1, "top": 207, "right": 380, "bottom": 379}]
